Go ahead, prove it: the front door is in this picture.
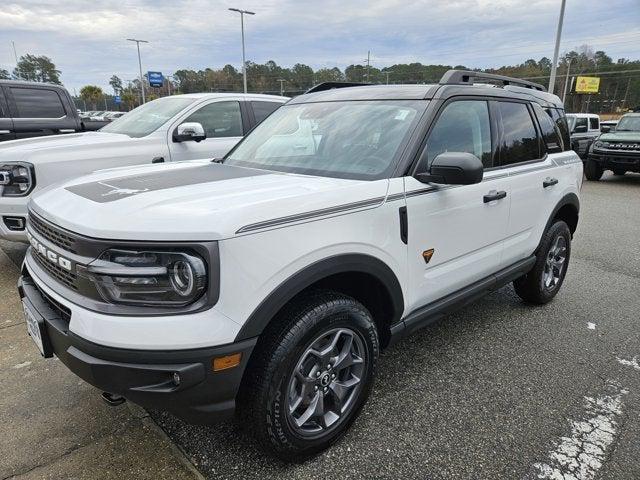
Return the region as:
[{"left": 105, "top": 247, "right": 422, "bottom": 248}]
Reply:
[
  {"left": 404, "top": 99, "right": 510, "bottom": 313},
  {"left": 168, "top": 100, "right": 245, "bottom": 161}
]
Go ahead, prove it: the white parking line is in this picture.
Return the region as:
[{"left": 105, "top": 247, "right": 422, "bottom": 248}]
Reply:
[
  {"left": 617, "top": 356, "right": 640, "bottom": 371},
  {"left": 526, "top": 382, "right": 627, "bottom": 480}
]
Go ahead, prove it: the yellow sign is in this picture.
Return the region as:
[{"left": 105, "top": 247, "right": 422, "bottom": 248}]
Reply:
[{"left": 575, "top": 76, "right": 600, "bottom": 94}]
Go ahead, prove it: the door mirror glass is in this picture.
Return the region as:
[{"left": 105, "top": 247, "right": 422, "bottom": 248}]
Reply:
[
  {"left": 416, "top": 152, "right": 483, "bottom": 185},
  {"left": 174, "top": 122, "right": 206, "bottom": 142}
]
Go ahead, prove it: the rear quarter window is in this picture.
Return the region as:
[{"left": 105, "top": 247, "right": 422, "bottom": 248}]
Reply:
[
  {"left": 546, "top": 108, "right": 571, "bottom": 151},
  {"left": 11, "top": 87, "right": 66, "bottom": 118}
]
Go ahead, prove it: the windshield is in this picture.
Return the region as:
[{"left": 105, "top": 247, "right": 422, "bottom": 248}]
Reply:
[
  {"left": 225, "top": 100, "right": 425, "bottom": 180},
  {"left": 615, "top": 115, "right": 640, "bottom": 132},
  {"left": 101, "top": 97, "right": 195, "bottom": 138}
]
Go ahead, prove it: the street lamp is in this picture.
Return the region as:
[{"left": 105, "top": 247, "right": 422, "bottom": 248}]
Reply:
[
  {"left": 228, "top": 8, "right": 255, "bottom": 94},
  {"left": 548, "top": 0, "right": 566, "bottom": 94},
  {"left": 126, "top": 38, "right": 148, "bottom": 103}
]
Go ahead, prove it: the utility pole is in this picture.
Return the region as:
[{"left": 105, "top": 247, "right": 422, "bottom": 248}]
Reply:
[
  {"left": 126, "top": 38, "right": 148, "bottom": 103},
  {"left": 11, "top": 41, "right": 18, "bottom": 64},
  {"left": 385, "top": 71, "right": 392, "bottom": 85},
  {"left": 548, "top": 0, "right": 566, "bottom": 94},
  {"left": 228, "top": 8, "right": 255, "bottom": 94},
  {"left": 561, "top": 58, "right": 572, "bottom": 104},
  {"left": 278, "top": 79, "right": 285, "bottom": 96},
  {"left": 365, "top": 50, "right": 371, "bottom": 82},
  {"left": 621, "top": 77, "right": 632, "bottom": 111}
]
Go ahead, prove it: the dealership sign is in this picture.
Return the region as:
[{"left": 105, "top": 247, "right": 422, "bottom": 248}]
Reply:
[
  {"left": 147, "top": 71, "right": 164, "bottom": 88},
  {"left": 575, "top": 76, "right": 600, "bottom": 94}
]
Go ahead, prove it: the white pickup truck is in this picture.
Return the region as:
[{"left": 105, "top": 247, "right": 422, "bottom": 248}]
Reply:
[{"left": 0, "top": 93, "right": 287, "bottom": 241}]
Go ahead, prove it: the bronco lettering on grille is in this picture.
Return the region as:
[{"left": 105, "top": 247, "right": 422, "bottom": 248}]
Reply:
[{"left": 27, "top": 231, "right": 72, "bottom": 271}]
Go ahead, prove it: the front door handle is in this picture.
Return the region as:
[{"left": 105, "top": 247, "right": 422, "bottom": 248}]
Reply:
[
  {"left": 0, "top": 130, "right": 11, "bottom": 134},
  {"left": 483, "top": 190, "right": 507, "bottom": 203},
  {"left": 543, "top": 177, "right": 559, "bottom": 188}
]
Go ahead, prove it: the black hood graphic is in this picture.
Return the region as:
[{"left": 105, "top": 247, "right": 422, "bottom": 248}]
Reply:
[{"left": 66, "top": 164, "right": 271, "bottom": 203}]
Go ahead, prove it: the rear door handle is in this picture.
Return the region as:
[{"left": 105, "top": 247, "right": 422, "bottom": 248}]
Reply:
[
  {"left": 483, "top": 190, "right": 507, "bottom": 203},
  {"left": 543, "top": 177, "right": 559, "bottom": 188}
]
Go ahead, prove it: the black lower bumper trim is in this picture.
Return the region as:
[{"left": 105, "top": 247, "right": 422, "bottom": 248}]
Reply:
[
  {"left": 18, "top": 274, "right": 257, "bottom": 424},
  {"left": 588, "top": 152, "right": 640, "bottom": 172}
]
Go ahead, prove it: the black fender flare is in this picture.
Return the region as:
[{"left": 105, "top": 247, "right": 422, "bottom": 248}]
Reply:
[
  {"left": 537, "top": 192, "right": 580, "bottom": 251},
  {"left": 234, "top": 253, "right": 405, "bottom": 341}
]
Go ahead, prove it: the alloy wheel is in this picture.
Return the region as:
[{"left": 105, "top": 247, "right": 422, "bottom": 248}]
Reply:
[{"left": 542, "top": 235, "right": 567, "bottom": 291}]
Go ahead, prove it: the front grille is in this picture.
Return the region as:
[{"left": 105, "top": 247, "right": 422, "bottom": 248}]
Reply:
[
  {"left": 602, "top": 142, "right": 640, "bottom": 151},
  {"left": 29, "top": 214, "right": 77, "bottom": 254},
  {"left": 32, "top": 251, "right": 78, "bottom": 290}
]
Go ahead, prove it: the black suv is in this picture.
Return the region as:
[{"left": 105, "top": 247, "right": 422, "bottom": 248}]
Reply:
[{"left": 586, "top": 112, "right": 640, "bottom": 180}]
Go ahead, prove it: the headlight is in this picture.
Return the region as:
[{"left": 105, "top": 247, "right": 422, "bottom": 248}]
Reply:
[
  {"left": 79, "top": 249, "right": 207, "bottom": 307},
  {"left": 0, "top": 162, "right": 35, "bottom": 196}
]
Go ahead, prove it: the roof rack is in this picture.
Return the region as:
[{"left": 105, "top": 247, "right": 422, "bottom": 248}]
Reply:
[
  {"left": 439, "top": 69, "right": 545, "bottom": 92},
  {"left": 305, "top": 82, "right": 372, "bottom": 94}
]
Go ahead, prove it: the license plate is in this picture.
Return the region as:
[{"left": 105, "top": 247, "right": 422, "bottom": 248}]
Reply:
[{"left": 23, "top": 301, "right": 45, "bottom": 356}]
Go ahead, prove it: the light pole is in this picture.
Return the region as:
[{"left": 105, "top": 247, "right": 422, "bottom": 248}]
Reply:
[
  {"left": 278, "top": 79, "right": 285, "bottom": 96},
  {"left": 548, "top": 0, "right": 566, "bottom": 94},
  {"left": 126, "top": 38, "right": 148, "bottom": 103},
  {"left": 228, "top": 8, "right": 255, "bottom": 94},
  {"left": 561, "top": 58, "right": 572, "bottom": 104}
]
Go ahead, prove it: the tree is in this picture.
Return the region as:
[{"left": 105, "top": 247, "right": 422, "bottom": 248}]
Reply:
[
  {"left": 13, "top": 54, "right": 61, "bottom": 84},
  {"left": 109, "top": 75, "right": 123, "bottom": 95},
  {"left": 80, "top": 85, "right": 104, "bottom": 110},
  {"left": 120, "top": 90, "right": 137, "bottom": 110},
  {"left": 0, "top": 69, "right": 10, "bottom": 80}
]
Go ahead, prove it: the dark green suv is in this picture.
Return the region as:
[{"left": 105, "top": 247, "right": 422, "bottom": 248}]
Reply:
[{"left": 585, "top": 112, "right": 640, "bottom": 180}]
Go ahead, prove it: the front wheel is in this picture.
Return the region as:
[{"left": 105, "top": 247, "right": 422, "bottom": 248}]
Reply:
[
  {"left": 514, "top": 220, "right": 571, "bottom": 304},
  {"left": 584, "top": 159, "right": 603, "bottom": 181},
  {"left": 238, "top": 291, "right": 379, "bottom": 461}
]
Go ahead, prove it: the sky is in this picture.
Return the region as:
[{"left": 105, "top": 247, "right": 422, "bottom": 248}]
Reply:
[{"left": 1, "top": 0, "right": 639, "bottom": 94}]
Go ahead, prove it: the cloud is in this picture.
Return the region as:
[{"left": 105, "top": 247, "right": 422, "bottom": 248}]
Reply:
[{"left": 1, "top": 0, "right": 638, "bottom": 92}]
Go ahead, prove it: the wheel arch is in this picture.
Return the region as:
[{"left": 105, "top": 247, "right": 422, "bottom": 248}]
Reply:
[
  {"left": 541, "top": 192, "right": 580, "bottom": 246},
  {"left": 234, "top": 254, "right": 405, "bottom": 348}
]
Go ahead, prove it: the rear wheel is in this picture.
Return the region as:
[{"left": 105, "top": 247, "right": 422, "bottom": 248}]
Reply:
[
  {"left": 238, "top": 291, "right": 379, "bottom": 461},
  {"left": 584, "top": 159, "right": 603, "bottom": 181},
  {"left": 514, "top": 220, "right": 571, "bottom": 304}
]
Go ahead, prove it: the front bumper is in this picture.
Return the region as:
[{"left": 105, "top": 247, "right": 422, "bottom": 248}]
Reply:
[
  {"left": 18, "top": 272, "right": 257, "bottom": 424},
  {"left": 588, "top": 150, "right": 640, "bottom": 172},
  {"left": 0, "top": 197, "right": 29, "bottom": 242}
]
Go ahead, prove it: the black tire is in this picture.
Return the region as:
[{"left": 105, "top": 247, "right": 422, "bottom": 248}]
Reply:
[
  {"left": 237, "top": 290, "right": 379, "bottom": 461},
  {"left": 584, "top": 159, "right": 603, "bottom": 181},
  {"left": 514, "top": 220, "right": 571, "bottom": 305},
  {"left": 613, "top": 169, "right": 626, "bottom": 176}
]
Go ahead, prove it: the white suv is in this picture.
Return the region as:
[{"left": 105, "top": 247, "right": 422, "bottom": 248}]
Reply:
[{"left": 19, "top": 71, "right": 582, "bottom": 461}]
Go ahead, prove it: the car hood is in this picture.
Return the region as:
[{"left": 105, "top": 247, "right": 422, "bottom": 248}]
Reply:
[
  {"left": 30, "top": 160, "right": 389, "bottom": 241},
  {"left": 598, "top": 131, "right": 640, "bottom": 142},
  {"left": 0, "top": 132, "right": 133, "bottom": 164}
]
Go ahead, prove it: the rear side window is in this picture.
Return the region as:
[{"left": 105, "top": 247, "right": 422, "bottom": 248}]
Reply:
[
  {"left": 184, "top": 101, "right": 243, "bottom": 138},
  {"left": 546, "top": 108, "right": 570, "bottom": 151},
  {"left": 251, "top": 101, "right": 281, "bottom": 125},
  {"left": 532, "top": 103, "right": 561, "bottom": 153},
  {"left": 497, "top": 101, "right": 540, "bottom": 166},
  {"left": 422, "top": 100, "right": 492, "bottom": 168},
  {"left": 11, "top": 87, "right": 66, "bottom": 118},
  {"left": 589, "top": 117, "right": 599, "bottom": 130}
]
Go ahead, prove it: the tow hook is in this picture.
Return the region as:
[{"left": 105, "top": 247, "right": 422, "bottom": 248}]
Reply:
[{"left": 101, "top": 392, "right": 126, "bottom": 406}]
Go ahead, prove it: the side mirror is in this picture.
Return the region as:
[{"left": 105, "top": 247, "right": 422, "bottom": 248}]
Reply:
[
  {"left": 573, "top": 124, "right": 588, "bottom": 134},
  {"left": 600, "top": 125, "right": 612, "bottom": 133},
  {"left": 174, "top": 122, "right": 206, "bottom": 143},
  {"left": 415, "top": 152, "right": 483, "bottom": 185}
]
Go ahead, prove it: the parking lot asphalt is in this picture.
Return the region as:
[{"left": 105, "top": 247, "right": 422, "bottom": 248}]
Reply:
[{"left": 2, "top": 173, "right": 639, "bottom": 480}]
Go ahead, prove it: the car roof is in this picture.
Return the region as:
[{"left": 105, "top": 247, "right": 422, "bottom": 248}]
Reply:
[
  {"left": 566, "top": 113, "right": 600, "bottom": 118},
  {"left": 622, "top": 112, "right": 640, "bottom": 117},
  {"left": 174, "top": 92, "right": 288, "bottom": 102},
  {"left": 0, "top": 79, "right": 66, "bottom": 89}
]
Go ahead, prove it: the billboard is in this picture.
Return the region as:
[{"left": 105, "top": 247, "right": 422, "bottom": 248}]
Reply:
[
  {"left": 575, "top": 76, "right": 600, "bottom": 94},
  {"left": 147, "top": 71, "right": 164, "bottom": 88}
]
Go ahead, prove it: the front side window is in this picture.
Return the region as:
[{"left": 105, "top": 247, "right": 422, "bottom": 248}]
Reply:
[
  {"left": 575, "top": 117, "right": 588, "bottom": 130},
  {"left": 497, "top": 101, "right": 540, "bottom": 166},
  {"left": 101, "top": 97, "right": 195, "bottom": 138},
  {"left": 421, "top": 100, "right": 492, "bottom": 169},
  {"left": 11, "top": 88, "right": 65, "bottom": 118},
  {"left": 183, "top": 101, "right": 243, "bottom": 138},
  {"left": 225, "top": 100, "right": 425, "bottom": 180}
]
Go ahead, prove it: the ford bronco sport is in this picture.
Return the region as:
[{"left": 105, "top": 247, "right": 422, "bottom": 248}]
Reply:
[
  {"left": 585, "top": 112, "right": 640, "bottom": 180},
  {"left": 19, "top": 70, "right": 582, "bottom": 460}
]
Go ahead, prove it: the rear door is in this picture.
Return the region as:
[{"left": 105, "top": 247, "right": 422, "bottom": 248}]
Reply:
[
  {"left": 7, "top": 86, "right": 77, "bottom": 138},
  {"left": 497, "top": 100, "right": 565, "bottom": 267},
  {"left": 167, "top": 99, "right": 247, "bottom": 161},
  {"left": 0, "top": 87, "right": 15, "bottom": 141},
  {"left": 403, "top": 98, "right": 511, "bottom": 312}
]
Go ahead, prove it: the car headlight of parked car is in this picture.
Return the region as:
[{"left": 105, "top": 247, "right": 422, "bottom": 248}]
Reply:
[
  {"left": 79, "top": 249, "right": 208, "bottom": 307},
  {"left": 593, "top": 141, "right": 610, "bottom": 150},
  {"left": 0, "top": 162, "right": 35, "bottom": 196}
]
